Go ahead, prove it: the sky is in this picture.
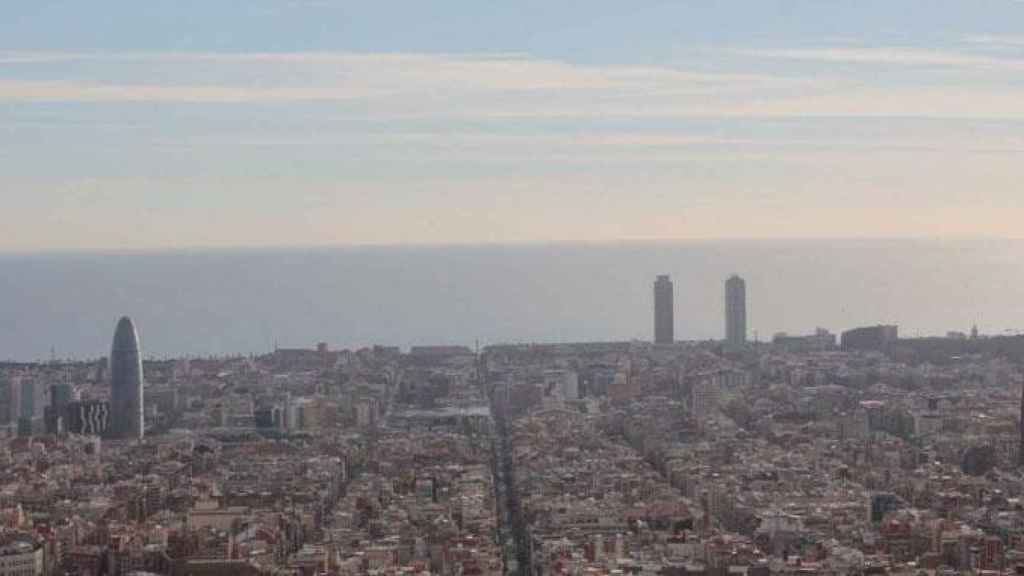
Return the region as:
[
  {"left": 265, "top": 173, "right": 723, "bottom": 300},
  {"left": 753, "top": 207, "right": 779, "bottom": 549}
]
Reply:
[{"left": 3, "top": 1, "right": 1024, "bottom": 251}]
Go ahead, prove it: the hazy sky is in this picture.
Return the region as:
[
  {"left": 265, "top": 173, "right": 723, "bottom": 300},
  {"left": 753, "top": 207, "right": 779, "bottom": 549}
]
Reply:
[{"left": 3, "top": 1, "right": 1024, "bottom": 251}]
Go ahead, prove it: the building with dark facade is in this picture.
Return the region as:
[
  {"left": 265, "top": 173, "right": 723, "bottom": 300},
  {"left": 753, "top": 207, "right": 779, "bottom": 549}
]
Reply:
[
  {"left": 66, "top": 399, "right": 111, "bottom": 436},
  {"left": 13, "top": 378, "right": 44, "bottom": 436},
  {"left": 50, "top": 382, "right": 74, "bottom": 409},
  {"left": 654, "top": 275, "right": 674, "bottom": 344},
  {"left": 870, "top": 492, "right": 904, "bottom": 523},
  {"left": 772, "top": 328, "right": 836, "bottom": 352},
  {"left": 18, "top": 377, "right": 46, "bottom": 421},
  {"left": 1019, "top": 384, "right": 1024, "bottom": 468},
  {"left": 841, "top": 324, "right": 898, "bottom": 351},
  {"left": 109, "top": 316, "right": 144, "bottom": 439},
  {"left": 255, "top": 405, "right": 284, "bottom": 429},
  {"left": 725, "top": 275, "right": 747, "bottom": 347},
  {"left": 45, "top": 382, "right": 75, "bottom": 434},
  {"left": 0, "top": 375, "right": 16, "bottom": 426}
]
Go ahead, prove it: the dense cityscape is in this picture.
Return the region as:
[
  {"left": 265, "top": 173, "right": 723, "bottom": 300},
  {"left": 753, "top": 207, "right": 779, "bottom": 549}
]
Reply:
[
  {"left": 3, "top": 275, "right": 1024, "bottom": 576},
  {"left": 8, "top": 1, "right": 1024, "bottom": 575}
]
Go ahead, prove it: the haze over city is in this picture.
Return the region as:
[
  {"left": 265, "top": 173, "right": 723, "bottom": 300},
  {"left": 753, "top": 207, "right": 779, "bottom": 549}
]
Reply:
[{"left": 5, "top": 4, "right": 1024, "bottom": 576}]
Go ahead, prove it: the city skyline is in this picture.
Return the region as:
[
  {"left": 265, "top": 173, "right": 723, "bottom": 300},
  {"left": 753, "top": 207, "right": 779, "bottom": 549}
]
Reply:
[
  {"left": 3, "top": 2, "right": 1024, "bottom": 251},
  {"left": 2, "top": 237, "right": 1018, "bottom": 362},
  {"left": 5, "top": 5, "right": 1024, "bottom": 575}
]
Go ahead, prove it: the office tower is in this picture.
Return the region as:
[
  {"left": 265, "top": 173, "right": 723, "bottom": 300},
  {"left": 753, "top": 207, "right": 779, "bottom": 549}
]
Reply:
[
  {"left": 1019, "top": 381, "right": 1024, "bottom": 468},
  {"left": 10, "top": 378, "right": 43, "bottom": 437},
  {"left": 46, "top": 382, "right": 75, "bottom": 435},
  {"left": 725, "top": 275, "right": 747, "bottom": 347},
  {"left": 109, "top": 316, "right": 144, "bottom": 439},
  {"left": 50, "top": 382, "right": 75, "bottom": 411},
  {"left": 17, "top": 417, "right": 33, "bottom": 437},
  {"left": 20, "top": 378, "right": 43, "bottom": 420},
  {"left": 653, "top": 275, "right": 674, "bottom": 344},
  {"left": 66, "top": 400, "right": 110, "bottom": 436},
  {"left": 0, "top": 375, "right": 16, "bottom": 425}
]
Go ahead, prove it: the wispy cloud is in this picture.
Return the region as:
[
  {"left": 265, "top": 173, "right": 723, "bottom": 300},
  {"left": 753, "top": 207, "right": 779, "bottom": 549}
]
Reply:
[
  {"left": 733, "top": 46, "right": 1024, "bottom": 71},
  {"left": 0, "top": 52, "right": 624, "bottom": 96},
  {"left": 0, "top": 50, "right": 818, "bottom": 110},
  {"left": 0, "top": 79, "right": 362, "bottom": 103},
  {"left": 231, "top": 130, "right": 1024, "bottom": 160},
  {"left": 964, "top": 34, "right": 1024, "bottom": 48},
  {"left": 0, "top": 52, "right": 94, "bottom": 64},
  {"left": 3, "top": 47, "right": 1024, "bottom": 119}
]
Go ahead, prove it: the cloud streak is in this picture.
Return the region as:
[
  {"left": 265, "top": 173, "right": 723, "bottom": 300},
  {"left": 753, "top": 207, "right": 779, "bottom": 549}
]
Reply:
[
  {"left": 733, "top": 46, "right": 1024, "bottom": 71},
  {"left": 0, "top": 79, "right": 365, "bottom": 103},
  {"left": 0, "top": 51, "right": 743, "bottom": 103},
  {"left": 964, "top": 34, "right": 1024, "bottom": 48},
  {"left": 3, "top": 48, "right": 1024, "bottom": 121}
]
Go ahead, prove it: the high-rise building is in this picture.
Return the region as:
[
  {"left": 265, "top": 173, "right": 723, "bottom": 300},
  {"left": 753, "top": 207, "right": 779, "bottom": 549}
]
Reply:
[
  {"left": 46, "top": 382, "right": 76, "bottom": 435},
  {"left": 725, "top": 275, "right": 747, "bottom": 347},
  {"left": 0, "top": 374, "right": 17, "bottom": 425},
  {"left": 50, "top": 382, "right": 74, "bottom": 409},
  {"left": 66, "top": 400, "right": 110, "bottom": 436},
  {"left": 1019, "top": 380, "right": 1024, "bottom": 468},
  {"left": 9, "top": 377, "right": 44, "bottom": 437},
  {"left": 109, "top": 316, "right": 144, "bottom": 439},
  {"left": 20, "top": 378, "right": 43, "bottom": 420},
  {"left": 653, "top": 275, "right": 674, "bottom": 344},
  {"left": 17, "top": 417, "right": 33, "bottom": 437}
]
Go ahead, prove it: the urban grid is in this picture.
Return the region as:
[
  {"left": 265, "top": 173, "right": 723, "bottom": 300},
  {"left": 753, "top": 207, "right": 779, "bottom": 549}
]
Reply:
[{"left": 3, "top": 274, "right": 1024, "bottom": 576}]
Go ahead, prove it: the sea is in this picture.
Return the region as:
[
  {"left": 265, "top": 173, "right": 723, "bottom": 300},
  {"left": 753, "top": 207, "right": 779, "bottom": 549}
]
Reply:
[{"left": 1, "top": 239, "right": 1022, "bottom": 361}]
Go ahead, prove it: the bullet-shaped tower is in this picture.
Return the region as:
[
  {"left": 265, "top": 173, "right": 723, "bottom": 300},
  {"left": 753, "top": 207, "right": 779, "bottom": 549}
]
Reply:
[{"left": 109, "top": 316, "right": 144, "bottom": 439}]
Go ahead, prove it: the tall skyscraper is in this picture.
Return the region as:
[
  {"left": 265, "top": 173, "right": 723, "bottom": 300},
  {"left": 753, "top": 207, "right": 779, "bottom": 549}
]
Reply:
[
  {"left": 109, "top": 316, "right": 144, "bottom": 439},
  {"left": 1019, "top": 379, "right": 1024, "bottom": 468},
  {"left": 20, "top": 378, "right": 42, "bottom": 420},
  {"left": 0, "top": 374, "right": 16, "bottom": 426},
  {"left": 46, "top": 382, "right": 76, "bottom": 435},
  {"left": 653, "top": 275, "right": 674, "bottom": 344},
  {"left": 725, "top": 275, "right": 747, "bottom": 347}
]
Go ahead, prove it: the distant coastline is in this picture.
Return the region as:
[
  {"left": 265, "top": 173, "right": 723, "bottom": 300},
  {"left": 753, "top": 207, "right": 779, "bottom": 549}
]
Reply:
[{"left": 1, "top": 238, "right": 1021, "bottom": 361}]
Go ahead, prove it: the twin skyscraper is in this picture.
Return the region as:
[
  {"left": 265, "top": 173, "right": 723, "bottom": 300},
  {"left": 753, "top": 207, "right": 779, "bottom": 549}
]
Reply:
[
  {"left": 724, "top": 274, "right": 747, "bottom": 347},
  {"left": 653, "top": 274, "right": 747, "bottom": 346}
]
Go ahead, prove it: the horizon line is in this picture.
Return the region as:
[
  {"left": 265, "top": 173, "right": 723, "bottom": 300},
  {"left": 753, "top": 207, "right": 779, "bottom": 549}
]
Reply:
[
  {"left": 0, "top": 234, "right": 1017, "bottom": 258},
  {"left": 4, "top": 330, "right": 1023, "bottom": 365}
]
